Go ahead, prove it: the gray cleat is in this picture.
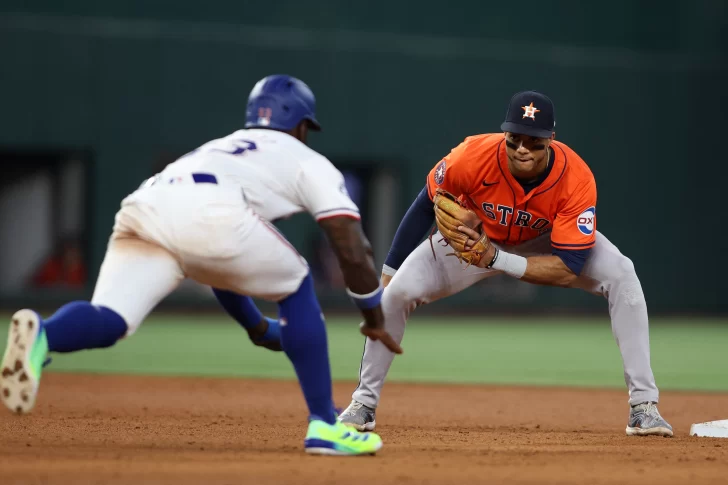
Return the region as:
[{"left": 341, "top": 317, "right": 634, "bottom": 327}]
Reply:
[
  {"left": 626, "top": 402, "right": 673, "bottom": 437},
  {"left": 338, "top": 400, "right": 376, "bottom": 431}
]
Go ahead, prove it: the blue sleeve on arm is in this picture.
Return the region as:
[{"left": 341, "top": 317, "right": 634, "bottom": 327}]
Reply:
[
  {"left": 384, "top": 186, "right": 435, "bottom": 271},
  {"left": 551, "top": 247, "right": 592, "bottom": 276},
  {"left": 212, "top": 289, "right": 281, "bottom": 350},
  {"left": 212, "top": 288, "right": 263, "bottom": 329}
]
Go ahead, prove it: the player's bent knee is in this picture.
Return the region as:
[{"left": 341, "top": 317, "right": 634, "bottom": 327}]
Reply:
[
  {"left": 618, "top": 256, "right": 636, "bottom": 277},
  {"left": 610, "top": 256, "right": 645, "bottom": 307},
  {"left": 603, "top": 254, "right": 637, "bottom": 284},
  {"left": 382, "top": 279, "right": 421, "bottom": 311}
]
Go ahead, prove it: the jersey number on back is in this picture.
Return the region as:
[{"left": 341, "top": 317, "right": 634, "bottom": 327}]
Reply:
[{"left": 212, "top": 139, "right": 258, "bottom": 156}]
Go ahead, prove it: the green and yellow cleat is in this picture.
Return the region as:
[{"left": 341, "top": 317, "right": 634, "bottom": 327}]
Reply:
[
  {"left": 1, "top": 310, "right": 49, "bottom": 414},
  {"left": 304, "top": 419, "right": 383, "bottom": 456}
]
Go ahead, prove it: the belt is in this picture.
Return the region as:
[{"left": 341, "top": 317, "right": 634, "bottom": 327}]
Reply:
[
  {"left": 191, "top": 173, "right": 218, "bottom": 184},
  {"left": 142, "top": 172, "right": 219, "bottom": 187}
]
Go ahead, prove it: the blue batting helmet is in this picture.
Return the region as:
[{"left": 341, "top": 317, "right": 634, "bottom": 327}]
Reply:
[{"left": 244, "top": 74, "right": 321, "bottom": 131}]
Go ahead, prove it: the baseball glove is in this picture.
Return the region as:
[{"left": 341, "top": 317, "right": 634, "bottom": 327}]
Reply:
[{"left": 431, "top": 188, "right": 494, "bottom": 267}]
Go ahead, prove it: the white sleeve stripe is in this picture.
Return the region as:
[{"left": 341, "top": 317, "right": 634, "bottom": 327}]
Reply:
[
  {"left": 315, "top": 210, "right": 361, "bottom": 221},
  {"left": 314, "top": 207, "right": 360, "bottom": 216},
  {"left": 346, "top": 283, "right": 383, "bottom": 299},
  {"left": 381, "top": 265, "right": 397, "bottom": 277}
]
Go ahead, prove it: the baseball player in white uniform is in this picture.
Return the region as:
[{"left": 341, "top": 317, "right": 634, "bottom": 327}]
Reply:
[{"left": 1, "top": 74, "right": 402, "bottom": 456}]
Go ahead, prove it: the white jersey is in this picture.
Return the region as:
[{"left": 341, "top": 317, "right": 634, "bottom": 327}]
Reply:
[
  {"left": 95, "top": 129, "right": 355, "bottom": 331},
  {"left": 152, "top": 129, "right": 360, "bottom": 222}
]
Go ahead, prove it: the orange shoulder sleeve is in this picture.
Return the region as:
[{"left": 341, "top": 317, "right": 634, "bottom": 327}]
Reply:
[
  {"left": 426, "top": 137, "right": 478, "bottom": 200},
  {"left": 550, "top": 179, "right": 597, "bottom": 250}
]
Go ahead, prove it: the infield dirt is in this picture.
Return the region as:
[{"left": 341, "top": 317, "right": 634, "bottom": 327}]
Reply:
[{"left": 1, "top": 373, "right": 726, "bottom": 484}]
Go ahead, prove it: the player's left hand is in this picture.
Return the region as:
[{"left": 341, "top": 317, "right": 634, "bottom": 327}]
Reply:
[
  {"left": 431, "top": 188, "right": 494, "bottom": 267},
  {"left": 247, "top": 318, "right": 284, "bottom": 352}
]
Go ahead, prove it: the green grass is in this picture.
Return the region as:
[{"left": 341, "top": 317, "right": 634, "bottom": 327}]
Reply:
[{"left": 1, "top": 315, "right": 726, "bottom": 392}]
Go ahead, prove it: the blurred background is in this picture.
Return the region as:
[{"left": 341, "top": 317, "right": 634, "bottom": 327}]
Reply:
[{"left": 0, "top": 1, "right": 725, "bottom": 322}]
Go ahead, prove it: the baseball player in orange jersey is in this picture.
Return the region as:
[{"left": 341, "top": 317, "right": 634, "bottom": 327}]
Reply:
[{"left": 339, "top": 90, "right": 673, "bottom": 437}]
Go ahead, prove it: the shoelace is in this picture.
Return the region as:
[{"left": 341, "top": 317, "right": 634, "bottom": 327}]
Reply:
[
  {"left": 634, "top": 402, "right": 662, "bottom": 422},
  {"left": 346, "top": 402, "right": 364, "bottom": 415},
  {"left": 640, "top": 402, "right": 659, "bottom": 416},
  {"left": 648, "top": 403, "right": 664, "bottom": 420}
]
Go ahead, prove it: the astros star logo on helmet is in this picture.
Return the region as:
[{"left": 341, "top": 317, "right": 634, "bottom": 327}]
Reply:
[{"left": 521, "top": 102, "right": 540, "bottom": 120}]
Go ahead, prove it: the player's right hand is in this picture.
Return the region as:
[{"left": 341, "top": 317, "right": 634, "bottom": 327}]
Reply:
[
  {"left": 360, "top": 323, "right": 403, "bottom": 354},
  {"left": 458, "top": 225, "right": 482, "bottom": 249},
  {"left": 381, "top": 273, "right": 393, "bottom": 288},
  {"left": 359, "top": 307, "right": 403, "bottom": 354}
]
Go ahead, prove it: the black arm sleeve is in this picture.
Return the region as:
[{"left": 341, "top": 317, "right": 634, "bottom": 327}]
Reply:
[
  {"left": 551, "top": 247, "right": 592, "bottom": 276},
  {"left": 383, "top": 186, "right": 435, "bottom": 271}
]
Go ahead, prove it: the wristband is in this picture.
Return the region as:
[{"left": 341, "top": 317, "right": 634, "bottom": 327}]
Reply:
[
  {"left": 491, "top": 250, "right": 528, "bottom": 279},
  {"left": 485, "top": 247, "right": 499, "bottom": 268},
  {"left": 346, "top": 284, "right": 383, "bottom": 310},
  {"left": 381, "top": 265, "right": 397, "bottom": 277}
]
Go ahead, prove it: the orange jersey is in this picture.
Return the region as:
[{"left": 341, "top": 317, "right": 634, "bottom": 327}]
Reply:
[{"left": 426, "top": 133, "right": 597, "bottom": 250}]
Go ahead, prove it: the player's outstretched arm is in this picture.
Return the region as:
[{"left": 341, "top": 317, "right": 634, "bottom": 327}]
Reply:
[
  {"left": 503, "top": 254, "right": 578, "bottom": 287},
  {"left": 381, "top": 186, "right": 436, "bottom": 288},
  {"left": 457, "top": 225, "right": 579, "bottom": 287},
  {"left": 318, "top": 216, "right": 403, "bottom": 354}
]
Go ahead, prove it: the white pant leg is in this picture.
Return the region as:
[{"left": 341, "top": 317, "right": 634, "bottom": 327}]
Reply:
[
  {"left": 129, "top": 184, "right": 308, "bottom": 301},
  {"left": 352, "top": 232, "right": 502, "bottom": 408},
  {"left": 570, "top": 231, "right": 658, "bottom": 405},
  {"left": 176, "top": 211, "right": 309, "bottom": 302},
  {"left": 91, "top": 212, "right": 185, "bottom": 335},
  {"left": 93, "top": 184, "right": 309, "bottom": 334},
  {"left": 504, "top": 230, "right": 658, "bottom": 404}
]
